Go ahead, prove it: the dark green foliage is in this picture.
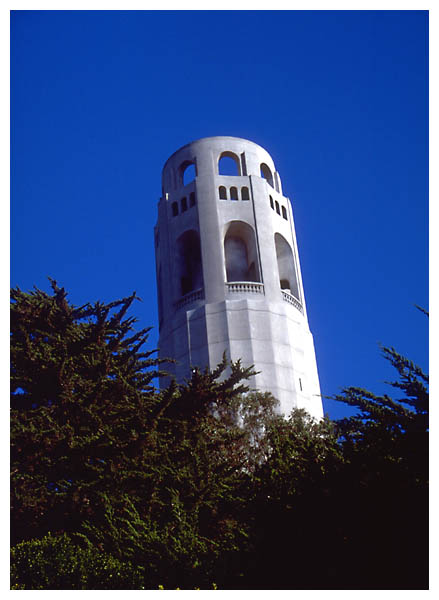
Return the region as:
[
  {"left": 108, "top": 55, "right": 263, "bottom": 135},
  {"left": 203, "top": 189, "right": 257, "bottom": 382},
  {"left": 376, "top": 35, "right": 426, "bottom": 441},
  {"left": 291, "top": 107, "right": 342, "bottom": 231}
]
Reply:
[
  {"left": 11, "top": 280, "right": 165, "bottom": 546},
  {"left": 10, "top": 282, "right": 428, "bottom": 589},
  {"left": 237, "top": 343, "right": 429, "bottom": 590},
  {"left": 327, "top": 345, "right": 429, "bottom": 589},
  {"left": 11, "top": 533, "right": 146, "bottom": 590},
  {"left": 335, "top": 345, "right": 428, "bottom": 451},
  {"left": 10, "top": 282, "right": 276, "bottom": 589},
  {"left": 241, "top": 411, "right": 345, "bottom": 589}
]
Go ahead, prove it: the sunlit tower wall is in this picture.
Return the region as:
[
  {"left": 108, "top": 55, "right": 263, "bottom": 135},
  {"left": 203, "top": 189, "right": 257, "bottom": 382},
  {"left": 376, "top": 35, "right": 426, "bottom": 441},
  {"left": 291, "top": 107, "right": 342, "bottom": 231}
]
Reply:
[{"left": 154, "top": 136, "right": 323, "bottom": 420}]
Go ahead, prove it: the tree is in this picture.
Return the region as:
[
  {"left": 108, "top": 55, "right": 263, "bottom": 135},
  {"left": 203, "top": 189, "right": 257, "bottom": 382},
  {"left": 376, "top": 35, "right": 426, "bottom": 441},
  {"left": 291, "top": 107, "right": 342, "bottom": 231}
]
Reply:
[
  {"left": 11, "top": 281, "right": 428, "bottom": 589},
  {"left": 240, "top": 410, "right": 345, "bottom": 589},
  {"left": 232, "top": 342, "right": 429, "bottom": 590},
  {"left": 329, "top": 344, "right": 429, "bottom": 589},
  {"left": 10, "top": 281, "right": 277, "bottom": 589},
  {"left": 11, "top": 533, "right": 146, "bottom": 590},
  {"left": 11, "top": 279, "right": 166, "bottom": 545}
]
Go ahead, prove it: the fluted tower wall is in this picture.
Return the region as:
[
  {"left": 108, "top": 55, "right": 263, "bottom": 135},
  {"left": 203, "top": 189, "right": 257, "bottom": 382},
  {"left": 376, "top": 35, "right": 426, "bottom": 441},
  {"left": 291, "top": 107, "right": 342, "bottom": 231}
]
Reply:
[{"left": 154, "top": 136, "right": 323, "bottom": 419}]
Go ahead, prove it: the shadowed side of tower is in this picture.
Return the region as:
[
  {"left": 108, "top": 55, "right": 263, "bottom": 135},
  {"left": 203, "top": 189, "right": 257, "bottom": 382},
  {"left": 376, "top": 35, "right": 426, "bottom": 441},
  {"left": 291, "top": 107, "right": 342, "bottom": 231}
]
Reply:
[{"left": 154, "top": 136, "right": 323, "bottom": 420}]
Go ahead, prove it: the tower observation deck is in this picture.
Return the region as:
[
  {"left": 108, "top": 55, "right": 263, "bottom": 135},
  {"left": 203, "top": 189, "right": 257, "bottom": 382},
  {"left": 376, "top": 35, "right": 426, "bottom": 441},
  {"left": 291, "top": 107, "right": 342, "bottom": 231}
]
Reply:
[{"left": 154, "top": 136, "right": 323, "bottom": 420}]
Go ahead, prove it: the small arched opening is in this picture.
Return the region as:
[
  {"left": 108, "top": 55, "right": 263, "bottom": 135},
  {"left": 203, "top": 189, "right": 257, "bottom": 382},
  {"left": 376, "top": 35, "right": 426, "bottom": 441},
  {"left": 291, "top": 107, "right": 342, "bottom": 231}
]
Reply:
[
  {"left": 275, "top": 233, "right": 299, "bottom": 300},
  {"left": 260, "top": 163, "right": 274, "bottom": 187},
  {"left": 179, "top": 161, "right": 197, "bottom": 187},
  {"left": 230, "top": 186, "right": 238, "bottom": 201},
  {"left": 241, "top": 186, "right": 250, "bottom": 201},
  {"left": 219, "top": 186, "right": 227, "bottom": 200},
  {"left": 224, "top": 221, "right": 261, "bottom": 283},
  {"left": 176, "top": 230, "right": 204, "bottom": 297},
  {"left": 218, "top": 152, "right": 241, "bottom": 176}
]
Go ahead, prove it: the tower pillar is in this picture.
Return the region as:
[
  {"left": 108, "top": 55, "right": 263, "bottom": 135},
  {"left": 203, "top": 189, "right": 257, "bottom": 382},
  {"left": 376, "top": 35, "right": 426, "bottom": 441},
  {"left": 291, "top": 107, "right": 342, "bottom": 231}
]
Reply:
[{"left": 154, "top": 136, "right": 323, "bottom": 420}]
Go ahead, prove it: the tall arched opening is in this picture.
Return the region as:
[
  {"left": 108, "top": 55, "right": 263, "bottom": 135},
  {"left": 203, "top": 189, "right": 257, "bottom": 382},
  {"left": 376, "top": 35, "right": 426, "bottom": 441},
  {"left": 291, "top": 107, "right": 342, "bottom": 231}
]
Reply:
[
  {"left": 275, "top": 233, "right": 299, "bottom": 300},
  {"left": 176, "top": 230, "right": 204, "bottom": 296},
  {"left": 178, "top": 160, "right": 197, "bottom": 187},
  {"left": 260, "top": 163, "right": 274, "bottom": 187},
  {"left": 224, "top": 221, "right": 261, "bottom": 283}
]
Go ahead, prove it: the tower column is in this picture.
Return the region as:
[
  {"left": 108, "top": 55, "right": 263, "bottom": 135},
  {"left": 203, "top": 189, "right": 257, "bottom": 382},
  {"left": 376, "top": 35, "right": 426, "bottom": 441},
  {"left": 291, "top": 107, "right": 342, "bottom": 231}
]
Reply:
[{"left": 155, "top": 136, "right": 323, "bottom": 420}]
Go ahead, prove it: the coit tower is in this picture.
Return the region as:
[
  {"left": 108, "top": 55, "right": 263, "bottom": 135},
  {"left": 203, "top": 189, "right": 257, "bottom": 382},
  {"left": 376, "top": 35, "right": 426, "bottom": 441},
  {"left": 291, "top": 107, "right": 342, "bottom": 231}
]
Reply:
[{"left": 154, "top": 136, "right": 323, "bottom": 420}]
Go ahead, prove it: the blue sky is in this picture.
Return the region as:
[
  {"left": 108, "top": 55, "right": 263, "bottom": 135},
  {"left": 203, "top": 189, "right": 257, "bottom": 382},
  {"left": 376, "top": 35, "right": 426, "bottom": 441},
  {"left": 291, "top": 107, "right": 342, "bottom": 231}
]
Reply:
[{"left": 10, "top": 10, "right": 429, "bottom": 419}]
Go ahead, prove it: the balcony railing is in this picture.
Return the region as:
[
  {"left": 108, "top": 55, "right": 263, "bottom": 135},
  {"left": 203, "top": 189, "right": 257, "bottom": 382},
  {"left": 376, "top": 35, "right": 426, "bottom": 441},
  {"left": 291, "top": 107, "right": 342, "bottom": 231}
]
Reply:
[
  {"left": 175, "top": 288, "right": 204, "bottom": 310},
  {"left": 226, "top": 282, "right": 265, "bottom": 295},
  {"left": 281, "top": 290, "right": 304, "bottom": 313}
]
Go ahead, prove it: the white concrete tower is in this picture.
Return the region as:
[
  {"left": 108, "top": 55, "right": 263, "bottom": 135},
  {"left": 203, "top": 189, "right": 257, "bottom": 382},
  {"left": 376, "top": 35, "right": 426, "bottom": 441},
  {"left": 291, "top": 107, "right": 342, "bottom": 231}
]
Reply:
[{"left": 154, "top": 136, "right": 323, "bottom": 420}]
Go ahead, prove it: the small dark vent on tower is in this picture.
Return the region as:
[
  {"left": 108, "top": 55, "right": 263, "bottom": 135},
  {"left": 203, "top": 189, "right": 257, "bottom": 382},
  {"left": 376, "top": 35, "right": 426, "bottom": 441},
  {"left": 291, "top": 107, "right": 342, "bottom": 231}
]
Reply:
[{"left": 230, "top": 187, "right": 238, "bottom": 201}]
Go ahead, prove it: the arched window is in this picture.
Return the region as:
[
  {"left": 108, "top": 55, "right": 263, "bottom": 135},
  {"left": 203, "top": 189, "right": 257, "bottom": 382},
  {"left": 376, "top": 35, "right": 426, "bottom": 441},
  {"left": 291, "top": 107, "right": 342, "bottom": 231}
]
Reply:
[
  {"left": 218, "top": 152, "right": 241, "bottom": 176},
  {"left": 275, "top": 200, "right": 280, "bottom": 215},
  {"left": 230, "top": 186, "right": 238, "bottom": 201},
  {"left": 282, "top": 206, "right": 287, "bottom": 220},
  {"left": 219, "top": 186, "right": 227, "bottom": 200},
  {"left": 275, "top": 233, "right": 299, "bottom": 300},
  {"left": 260, "top": 163, "right": 274, "bottom": 187},
  {"left": 189, "top": 192, "right": 196, "bottom": 207},
  {"left": 172, "top": 202, "right": 179, "bottom": 217},
  {"left": 274, "top": 172, "right": 280, "bottom": 193},
  {"left": 181, "top": 197, "right": 188, "bottom": 212},
  {"left": 269, "top": 196, "right": 274, "bottom": 210},
  {"left": 182, "top": 162, "right": 196, "bottom": 186},
  {"left": 177, "top": 230, "right": 204, "bottom": 297},
  {"left": 224, "top": 221, "right": 261, "bottom": 283},
  {"left": 241, "top": 186, "right": 250, "bottom": 201}
]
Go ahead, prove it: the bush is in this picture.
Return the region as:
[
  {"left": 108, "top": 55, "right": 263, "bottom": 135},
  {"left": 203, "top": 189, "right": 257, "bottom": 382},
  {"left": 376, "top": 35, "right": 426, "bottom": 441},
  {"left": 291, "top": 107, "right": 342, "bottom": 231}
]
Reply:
[{"left": 10, "top": 532, "right": 146, "bottom": 590}]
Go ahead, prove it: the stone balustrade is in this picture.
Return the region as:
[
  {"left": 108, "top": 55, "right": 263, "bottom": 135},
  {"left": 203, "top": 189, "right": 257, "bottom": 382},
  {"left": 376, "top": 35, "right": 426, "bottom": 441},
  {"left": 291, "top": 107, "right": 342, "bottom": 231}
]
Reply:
[
  {"left": 281, "top": 290, "right": 304, "bottom": 313},
  {"left": 175, "top": 288, "right": 204, "bottom": 309},
  {"left": 226, "top": 282, "right": 265, "bottom": 295}
]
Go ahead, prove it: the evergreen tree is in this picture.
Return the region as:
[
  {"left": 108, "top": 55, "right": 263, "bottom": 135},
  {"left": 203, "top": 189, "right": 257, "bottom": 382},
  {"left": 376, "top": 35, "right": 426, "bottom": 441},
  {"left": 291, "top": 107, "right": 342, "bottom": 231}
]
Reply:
[
  {"left": 235, "top": 342, "right": 429, "bottom": 590},
  {"left": 241, "top": 410, "right": 344, "bottom": 589},
  {"left": 11, "top": 279, "right": 165, "bottom": 546},
  {"left": 11, "top": 281, "right": 428, "bottom": 589},
  {"left": 10, "top": 281, "right": 275, "bottom": 588},
  {"left": 329, "top": 344, "right": 429, "bottom": 589}
]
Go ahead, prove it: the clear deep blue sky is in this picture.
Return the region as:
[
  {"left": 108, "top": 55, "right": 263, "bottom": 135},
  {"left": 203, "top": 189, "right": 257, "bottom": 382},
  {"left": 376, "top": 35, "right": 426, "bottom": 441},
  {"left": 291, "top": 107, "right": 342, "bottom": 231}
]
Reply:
[{"left": 11, "top": 10, "right": 429, "bottom": 419}]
